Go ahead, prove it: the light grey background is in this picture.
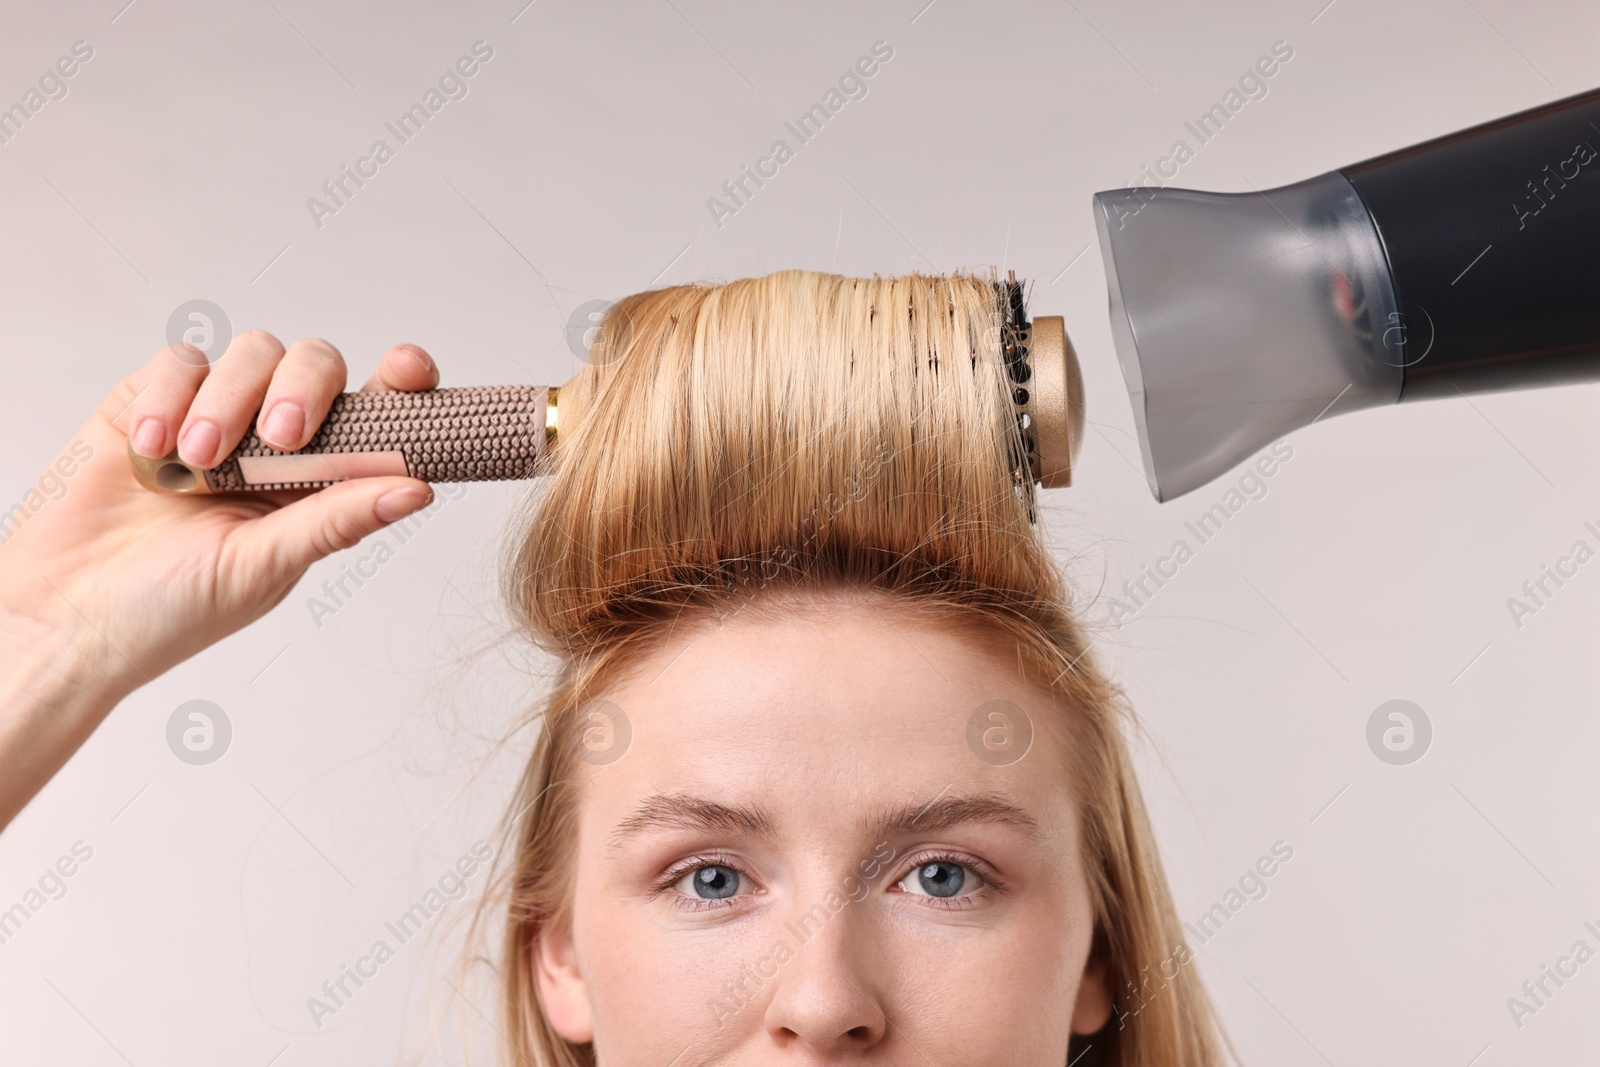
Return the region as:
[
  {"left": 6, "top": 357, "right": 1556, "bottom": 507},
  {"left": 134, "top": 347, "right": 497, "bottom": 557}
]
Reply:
[{"left": 1, "top": 0, "right": 1597, "bottom": 1063}]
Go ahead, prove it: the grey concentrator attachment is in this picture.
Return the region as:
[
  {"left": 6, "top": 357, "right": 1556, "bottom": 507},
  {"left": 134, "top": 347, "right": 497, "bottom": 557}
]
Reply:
[{"left": 1093, "top": 85, "right": 1600, "bottom": 502}]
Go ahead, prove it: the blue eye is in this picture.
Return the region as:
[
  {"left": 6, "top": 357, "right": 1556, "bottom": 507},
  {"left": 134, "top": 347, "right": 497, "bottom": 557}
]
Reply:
[
  {"left": 898, "top": 857, "right": 990, "bottom": 901},
  {"left": 678, "top": 863, "right": 740, "bottom": 900},
  {"left": 915, "top": 860, "right": 965, "bottom": 897}
]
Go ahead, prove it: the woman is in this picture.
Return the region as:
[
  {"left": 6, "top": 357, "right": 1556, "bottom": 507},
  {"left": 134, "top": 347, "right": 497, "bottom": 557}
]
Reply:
[{"left": 0, "top": 270, "right": 1229, "bottom": 1064}]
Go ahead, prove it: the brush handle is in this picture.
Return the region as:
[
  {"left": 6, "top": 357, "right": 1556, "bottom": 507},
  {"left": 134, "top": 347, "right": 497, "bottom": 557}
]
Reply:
[{"left": 127, "top": 385, "right": 554, "bottom": 494}]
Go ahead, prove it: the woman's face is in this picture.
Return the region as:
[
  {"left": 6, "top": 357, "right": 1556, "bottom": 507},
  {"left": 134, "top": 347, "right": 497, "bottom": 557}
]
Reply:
[{"left": 536, "top": 597, "right": 1111, "bottom": 1063}]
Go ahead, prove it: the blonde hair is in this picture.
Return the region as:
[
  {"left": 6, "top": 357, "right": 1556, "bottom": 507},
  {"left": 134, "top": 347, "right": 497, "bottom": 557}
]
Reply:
[{"left": 470, "top": 269, "right": 1229, "bottom": 1065}]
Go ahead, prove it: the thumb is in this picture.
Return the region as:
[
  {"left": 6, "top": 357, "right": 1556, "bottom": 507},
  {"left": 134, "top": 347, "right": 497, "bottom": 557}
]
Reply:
[{"left": 238, "top": 476, "right": 436, "bottom": 586}]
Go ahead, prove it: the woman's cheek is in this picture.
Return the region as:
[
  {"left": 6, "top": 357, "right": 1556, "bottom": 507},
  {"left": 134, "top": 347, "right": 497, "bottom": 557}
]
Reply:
[
  {"left": 897, "top": 908, "right": 1081, "bottom": 1058},
  {"left": 579, "top": 897, "right": 777, "bottom": 1055}
]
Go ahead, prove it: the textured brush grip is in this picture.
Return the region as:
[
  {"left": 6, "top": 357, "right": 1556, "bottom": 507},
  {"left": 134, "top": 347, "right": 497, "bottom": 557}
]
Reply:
[{"left": 200, "top": 385, "right": 551, "bottom": 491}]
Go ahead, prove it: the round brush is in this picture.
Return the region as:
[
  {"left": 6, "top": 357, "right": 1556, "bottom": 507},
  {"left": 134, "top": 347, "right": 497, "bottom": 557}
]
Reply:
[{"left": 128, "top": 288, "right": 1084, "bottom": 496}]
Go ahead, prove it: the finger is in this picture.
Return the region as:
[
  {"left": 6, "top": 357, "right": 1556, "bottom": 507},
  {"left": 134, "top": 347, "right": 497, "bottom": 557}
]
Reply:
[
  {"left": 234, "top": 475, "right": 435, "bottom": 585},
  {"left": 176, "top": 330, "right": 288, "bottom": 469},
  {"left": 359, "top": 343, "right": 438, "bottom": 393},
  {"left": 256, "top": 338, "right": 351, "bottom": 451},
  {"left": 123, "top": 344, "right": 213, "bottom": 459}
]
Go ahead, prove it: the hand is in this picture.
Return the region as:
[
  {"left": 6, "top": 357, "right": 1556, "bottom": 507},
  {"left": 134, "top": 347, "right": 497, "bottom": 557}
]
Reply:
[{"left": 0, "top": 332, "right": 440, "bottom": 828}]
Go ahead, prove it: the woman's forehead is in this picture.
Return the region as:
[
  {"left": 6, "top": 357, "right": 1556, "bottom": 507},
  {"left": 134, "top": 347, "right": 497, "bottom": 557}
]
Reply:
[
  {"left": 610, "top": 606, "right": 1054, "bottom": 741},
  {"left": 576, "top": 606, "right": 1077, "bottom": 836}
]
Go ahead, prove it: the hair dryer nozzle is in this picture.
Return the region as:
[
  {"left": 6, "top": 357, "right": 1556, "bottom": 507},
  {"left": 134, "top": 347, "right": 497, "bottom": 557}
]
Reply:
[{"left": 1092, "top": 169, "right": 1403, "bottom": 501}]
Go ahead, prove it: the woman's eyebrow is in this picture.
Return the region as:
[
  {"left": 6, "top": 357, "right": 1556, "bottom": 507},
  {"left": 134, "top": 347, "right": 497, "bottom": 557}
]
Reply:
[
  {"left": 606, "top": 791, "right": 1045, "bottom": 852},
  {"left": 607, "top": 793, "right": 776, "bottom": 852},
  {"left": 869, "top": 793, "right": 1046, "bottom": 842}
]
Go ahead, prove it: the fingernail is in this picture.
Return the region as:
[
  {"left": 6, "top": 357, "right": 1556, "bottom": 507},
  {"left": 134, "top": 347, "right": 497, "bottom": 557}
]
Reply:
[
  {"left": 131, "top": 417, "right": 166, "bottom": 458},
  {"left": 178, "top": 420, "right": 221, "bottom": 468},
  {"left": 260, "top": 401, "right": 305, "bottom": 448},
  {"left": 375, "top": 486, "right": 432, "bottom": 522},
  {"left": 404, "top": 346, "right": 434, "bottom": 374}
]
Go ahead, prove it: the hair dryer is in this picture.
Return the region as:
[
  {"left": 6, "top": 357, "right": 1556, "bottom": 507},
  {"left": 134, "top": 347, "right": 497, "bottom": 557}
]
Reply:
[{"left": 1094, "top": 85, "right": 1600, "bottom": 502}]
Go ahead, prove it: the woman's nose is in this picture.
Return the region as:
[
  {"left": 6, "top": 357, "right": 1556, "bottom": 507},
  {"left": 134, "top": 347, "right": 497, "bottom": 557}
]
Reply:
[{"left": 761, "top": 903, "right": 889, "bottom": 1052}]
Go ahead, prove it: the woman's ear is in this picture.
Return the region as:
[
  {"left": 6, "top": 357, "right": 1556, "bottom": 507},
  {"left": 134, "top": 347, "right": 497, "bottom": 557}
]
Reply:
[
  {"left": 534, "top": 924, "right": 594, "bottom": 1043},
  {"left": 1071, "top": 954, "right": 1114, "bottom": 1035}
]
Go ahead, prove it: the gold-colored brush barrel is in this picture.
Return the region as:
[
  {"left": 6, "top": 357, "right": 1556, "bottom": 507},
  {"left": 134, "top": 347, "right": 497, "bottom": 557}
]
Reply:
[{"left": 127, "top": 320, "right": 1085, "bottom": 494}]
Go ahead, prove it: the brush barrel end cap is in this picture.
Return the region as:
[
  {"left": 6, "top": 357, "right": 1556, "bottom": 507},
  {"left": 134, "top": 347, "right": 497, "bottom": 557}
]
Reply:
[
  {"left": 1027, "top": 315, "right": 1084, "bottom": 489},
  {"left": 127, "top": 443, "right": 216, "bottom": 494}
]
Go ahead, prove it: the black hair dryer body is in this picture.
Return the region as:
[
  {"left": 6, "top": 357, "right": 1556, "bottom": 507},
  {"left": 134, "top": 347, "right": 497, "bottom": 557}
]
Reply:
[{"left": 1093, "top": 86, "right": 1600, "bottom": 502}]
